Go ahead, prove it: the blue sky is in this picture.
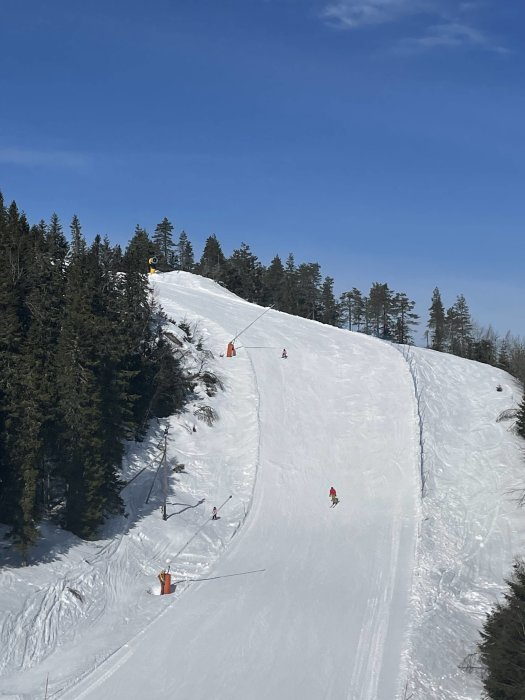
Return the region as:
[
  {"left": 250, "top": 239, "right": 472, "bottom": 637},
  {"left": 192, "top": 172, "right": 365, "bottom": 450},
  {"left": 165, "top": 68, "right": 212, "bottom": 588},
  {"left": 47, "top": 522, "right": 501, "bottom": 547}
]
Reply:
[{"left": 1, "top": 0, "right": 524, "bottom": 340}]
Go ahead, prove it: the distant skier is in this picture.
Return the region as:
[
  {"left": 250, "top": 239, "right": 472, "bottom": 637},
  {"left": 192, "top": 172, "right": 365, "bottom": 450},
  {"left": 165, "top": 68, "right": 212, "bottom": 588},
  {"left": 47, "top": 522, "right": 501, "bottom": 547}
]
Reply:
[
  {"left": 329, "top": 486, "right": 339, "bottom": 506},
  {"left": 281, "top": 348, "right": 288, "bottom": 359},
  {"left": 212, "top": 506, "right": 218, "bottom": 520}
]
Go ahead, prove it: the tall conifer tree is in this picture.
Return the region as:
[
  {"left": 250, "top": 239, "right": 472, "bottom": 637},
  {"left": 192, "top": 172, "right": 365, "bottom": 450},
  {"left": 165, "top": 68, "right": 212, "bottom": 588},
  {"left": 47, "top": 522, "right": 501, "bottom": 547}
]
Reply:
[
  {"left": 392, "top": 292, "right": 419, "bottom": 344},
  {"left": 123, "top": 226, "right": 155, "bottom": 273},
  {"left": 428, "top": 287, "right": 446, "bottom": 351},
  {"left": 446, "top": 294, "right": 473, "bottom": 358},
  {"left": 479, "top": 560, "right": 525, "bottom": 698},
  {"left": 264, "top": 255, "right": 287, "bottom": 310},
  {"left": 152, "top": 217, "right": 175, "bottom": 268},
  {"left": 198, "top": 234, "right": 226, "bottom": 280},
  {"left": 319, "top": 276, "right": 339, "bottom": 326},
  {"left": 177, "top": 231, "right": 195, "bottom": 272}
]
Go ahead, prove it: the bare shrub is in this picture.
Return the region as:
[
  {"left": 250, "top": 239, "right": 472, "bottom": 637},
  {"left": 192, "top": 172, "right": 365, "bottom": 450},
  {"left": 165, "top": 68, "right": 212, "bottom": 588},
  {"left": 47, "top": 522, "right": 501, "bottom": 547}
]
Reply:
[
  {"left": 194, "top": 405, "right": 218, "bottom": 426},
  {"left": 496, "top": 408, "right": 518, "bottom": 423},
  {"left": 201, "top": 371, "right": 224, "bottom": 397}
]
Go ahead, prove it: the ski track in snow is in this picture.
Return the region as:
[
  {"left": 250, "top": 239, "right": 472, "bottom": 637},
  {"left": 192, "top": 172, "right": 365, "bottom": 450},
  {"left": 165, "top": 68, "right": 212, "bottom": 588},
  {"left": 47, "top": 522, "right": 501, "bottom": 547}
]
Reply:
[{"left": 0, "top": 272, "right": 524, "bottom": 700}]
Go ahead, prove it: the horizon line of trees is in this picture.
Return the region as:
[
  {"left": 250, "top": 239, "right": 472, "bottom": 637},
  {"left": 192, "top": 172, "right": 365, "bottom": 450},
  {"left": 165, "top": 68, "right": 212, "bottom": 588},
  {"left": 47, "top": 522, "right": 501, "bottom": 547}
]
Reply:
[{"left": 141, "top": 215, "right": 525, "bottom": 383}]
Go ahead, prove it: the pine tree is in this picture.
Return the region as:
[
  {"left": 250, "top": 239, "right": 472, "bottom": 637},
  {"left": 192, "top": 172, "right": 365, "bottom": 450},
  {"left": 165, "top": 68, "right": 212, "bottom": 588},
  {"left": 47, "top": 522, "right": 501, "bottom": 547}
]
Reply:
[
  {"left": 69, "top": 214, "right": 86, "bottom": 258},
  {"left": 472, "top": 326, "right": 498, "bottom": 365},
  {"left": 339, "top": 288, "right": 365, "bottom": 331},
  {"left": 0, "top": 199, "right": 37, "bottom": 546},
  {"left": 123, "top": 225, "right": 155, "bottom": 273},
  {"left": 368, "top": 283, "right": 392, "bottom": 338},
  {"left": 319, "top": 276, "right": 339, "bottom": 326},
  {"left": 339, "top": 291, "right": 353, "bottom": 330},
  {"left": 497, "top": 332, "right": 512, "bottom": 372},
  {"left": 152, "top": 218, "right": 175, "bottom": 268},
  {"left": 264, "top": 255, "right": 287, "bottom": 310},
  {"left": 177, "top": 231, "right": 195, "bottom": 272},
  {"left": 479, "top": 559, "right": 525, "bottom": 698},
  {"left": 47, "top": 213, "right": 68, "bottom": 261},
  {"left": 352, "top": 290, "right": 366, "bottom": 332},
  {"left": 281, "top": 253, "right": 298, "bottom": 315},
  {"left": 428, "top": 287, "right": 446, "bottom": 351},
  {"left": 446, "top": 294, "right": 473, "bottom": 358},
  {"left": 391, "top": 292, "right": 419, "bottom": 345},
  {"left": 224, "top": 243, "right": 263, "bottom": 303},
  {"left": 516, "top": 394, "right": 525, "bottom": 439},
  {"left": 16, "top": 217, "right": 68, "bottom": 540},
  {"left": 198, "top": 234, "right": 226, "bottom": 280},
  {"left": 57, "top": 237, "right": 125, "bottom": 538},
  {"left": 296, "top": 263, "right": 321, "bottom": 320}
]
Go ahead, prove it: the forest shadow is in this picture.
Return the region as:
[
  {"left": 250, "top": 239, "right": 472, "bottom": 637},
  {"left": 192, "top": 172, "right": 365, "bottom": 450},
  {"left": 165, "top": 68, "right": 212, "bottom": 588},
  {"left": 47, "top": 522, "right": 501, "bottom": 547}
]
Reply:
[{"left": 0, "top": 438, "right": 203, "bottom": 569}]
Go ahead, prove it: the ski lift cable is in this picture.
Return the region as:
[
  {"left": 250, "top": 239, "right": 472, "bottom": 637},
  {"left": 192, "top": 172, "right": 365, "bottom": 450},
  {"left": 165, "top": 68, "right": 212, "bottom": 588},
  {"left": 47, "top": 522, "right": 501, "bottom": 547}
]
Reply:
[
  {"left": 171, "top": 495, "right": 232, "bottom": 561},
  {"left": 231, "top": 305, "right": 274, "bottom": 343},
  {"left": 173, "top": 568, "right": 266, "bottom": 585},
  {"left": 122, "top": 445, "right": 166, "bottom": 494}
]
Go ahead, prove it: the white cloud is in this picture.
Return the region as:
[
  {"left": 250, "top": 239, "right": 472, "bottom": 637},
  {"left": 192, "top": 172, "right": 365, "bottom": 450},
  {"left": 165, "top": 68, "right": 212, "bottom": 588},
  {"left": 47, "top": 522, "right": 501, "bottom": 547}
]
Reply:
[
  {"left": 0, "top": 148, "right": 87, "bottom": 168},
  {"left": 399, "top": 21, "right": 509, "bottom": 52},
  {"left": 320, "top": 0, "right": 507, "bottom": 53},
  {"left": 322, "top": 0, "right": 428, "bottom": 28}
]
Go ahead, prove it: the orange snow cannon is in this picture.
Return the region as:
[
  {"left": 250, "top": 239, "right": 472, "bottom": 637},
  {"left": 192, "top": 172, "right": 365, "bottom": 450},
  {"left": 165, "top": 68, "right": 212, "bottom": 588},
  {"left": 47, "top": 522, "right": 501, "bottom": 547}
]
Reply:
[
  {"left": 162, "top": 572, "right": 171, "bottom": 595},
  {"left": 226, "top": 341, "right": 236, "bottom": 357}
]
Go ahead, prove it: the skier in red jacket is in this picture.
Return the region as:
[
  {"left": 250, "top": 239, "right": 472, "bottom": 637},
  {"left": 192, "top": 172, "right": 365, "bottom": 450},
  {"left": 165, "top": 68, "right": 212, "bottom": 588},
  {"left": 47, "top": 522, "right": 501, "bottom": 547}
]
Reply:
[{"left": 329, "top": 486, "right": 338, "bottom": 506}]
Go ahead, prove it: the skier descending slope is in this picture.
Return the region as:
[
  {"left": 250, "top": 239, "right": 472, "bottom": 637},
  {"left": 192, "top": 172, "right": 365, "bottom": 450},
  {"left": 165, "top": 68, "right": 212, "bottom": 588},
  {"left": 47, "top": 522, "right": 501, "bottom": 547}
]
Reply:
[{"left": 329, "top": 486, "right": 339, "bottom": 507}]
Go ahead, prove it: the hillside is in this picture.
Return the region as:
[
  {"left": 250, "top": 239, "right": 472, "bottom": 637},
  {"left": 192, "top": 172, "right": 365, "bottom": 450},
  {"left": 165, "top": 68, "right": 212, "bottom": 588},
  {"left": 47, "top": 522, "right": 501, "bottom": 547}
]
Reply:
[{"left": 0, "top": 272, "right": 524, "bottom": 700}]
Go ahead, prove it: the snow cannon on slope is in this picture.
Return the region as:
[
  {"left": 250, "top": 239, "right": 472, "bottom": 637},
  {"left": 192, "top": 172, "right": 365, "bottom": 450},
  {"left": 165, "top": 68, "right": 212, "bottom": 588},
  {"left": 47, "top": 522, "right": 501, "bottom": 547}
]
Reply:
[{"left": 148, "top": 256, "right": 158, "bottom": 274}]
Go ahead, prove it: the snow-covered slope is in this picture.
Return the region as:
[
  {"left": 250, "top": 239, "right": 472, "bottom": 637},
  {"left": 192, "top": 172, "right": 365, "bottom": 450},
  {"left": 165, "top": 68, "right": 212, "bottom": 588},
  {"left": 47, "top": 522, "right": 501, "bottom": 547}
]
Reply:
[
  {"left": 0, "top": 272, "right": 523, "bottom": 700},
  {"left": 402, "top": 345, "right": 525, "bottom": 698}
]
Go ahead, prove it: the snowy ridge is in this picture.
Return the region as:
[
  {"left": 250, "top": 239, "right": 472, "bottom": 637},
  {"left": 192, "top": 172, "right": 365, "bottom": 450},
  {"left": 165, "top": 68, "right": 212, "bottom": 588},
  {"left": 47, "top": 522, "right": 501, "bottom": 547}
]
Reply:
[{"left": 0, "top": 271, "right": 524, "bottom": 700}]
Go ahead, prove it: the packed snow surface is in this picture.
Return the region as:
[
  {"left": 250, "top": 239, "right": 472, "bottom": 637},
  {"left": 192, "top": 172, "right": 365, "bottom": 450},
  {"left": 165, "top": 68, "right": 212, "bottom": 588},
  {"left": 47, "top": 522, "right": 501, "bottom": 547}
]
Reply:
[{"left": 0, "top": 271, "right": 524, "bottom": 700}]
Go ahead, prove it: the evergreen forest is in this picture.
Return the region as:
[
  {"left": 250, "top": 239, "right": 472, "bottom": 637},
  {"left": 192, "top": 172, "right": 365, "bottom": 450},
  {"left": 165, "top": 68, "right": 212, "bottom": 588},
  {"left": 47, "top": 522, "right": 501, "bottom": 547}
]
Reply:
[{"left": 0, "top": 194, "right": 188, "bottom": 548}]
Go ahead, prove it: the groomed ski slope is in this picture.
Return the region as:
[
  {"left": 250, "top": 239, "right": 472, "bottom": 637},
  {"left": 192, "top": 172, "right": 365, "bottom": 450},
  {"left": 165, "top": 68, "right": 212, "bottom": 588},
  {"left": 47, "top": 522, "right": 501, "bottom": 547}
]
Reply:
[
  {"left": 0, "top": 271, "right": 524, "bottom": 700},
  {"left": 64, "top": 271, "right": 422, "bottom": 700}
]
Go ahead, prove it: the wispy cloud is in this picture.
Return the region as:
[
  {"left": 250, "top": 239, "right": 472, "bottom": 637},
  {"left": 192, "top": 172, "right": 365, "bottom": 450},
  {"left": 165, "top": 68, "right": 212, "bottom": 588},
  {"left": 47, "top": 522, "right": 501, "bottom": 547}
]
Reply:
[
  {"left": 399, "top": 21, "right": 509, "bottom": 53},
  {"left": 322, "top": 0, "right": 429, "bottom": 29},
  {"left": 0, "top": 148, "right": 87, "bottom": 169},
  {"left": 321, "top": 0, "right": 507, "bottom": 53}
]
